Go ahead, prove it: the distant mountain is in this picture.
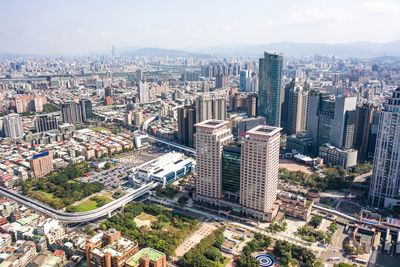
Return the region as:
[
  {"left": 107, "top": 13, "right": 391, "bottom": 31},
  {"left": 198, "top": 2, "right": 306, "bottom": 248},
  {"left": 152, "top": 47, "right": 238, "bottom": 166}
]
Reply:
[
  {"left": 120, "top": 47, "right": 211, "bottom": 58},
  {"left": 190, "top": 41, "right": 400, "bottom": 58}
]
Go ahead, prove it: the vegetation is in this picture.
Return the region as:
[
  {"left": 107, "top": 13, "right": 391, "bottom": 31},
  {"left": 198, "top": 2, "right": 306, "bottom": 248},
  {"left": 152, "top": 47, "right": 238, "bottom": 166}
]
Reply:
[
  {"left": 177, "top": 196, "right": 188, "bottom": 206},
  {"left": 334, "top": 263, "right": 357, "bottom": 267},
  {"left": 267, "top": 217, "right": 287, "bottom": 233},
  {"left": 66, "top": 195, "right": 112, "bottom": 212},
  {"left": 279, "top": 165, "right": 352, "bottom": 191},
  {"left": 352, "top": 162, "right": 373, "bottom": 175},
  {"left": 42, "top": 103, "right": 60, "bottom": 113},
  {"left": 112, "top": 191, "right": 125, "bottom": 199},
  {"left": 343, "top": 241, "right": 364, "bottom": 255},
  {"left": 182, "top": 228, "right": 227, "bottom": 267},
  {"left": 308, "top": 215, "right": 323, "bottom": 228},
  {"left": 236, "top": 233, "right": 271, "bottom": 267},
  {"left": 21, "top": 163, "right": 104, "bottom": 209},
  {"left": 102, "top": 202, "right": 200, "bottom": 256},
  {"left": 297, "top": 225, "right": 329, "bottom": 243},
  {"left": 328, "top": 222, "right": 338, "bottom": 233},
  {"left": 155, "top": 184, "right": 179, "bottom": 199},
  {"left": 274, "top": 240, "right": 317, "bottom": 267}
]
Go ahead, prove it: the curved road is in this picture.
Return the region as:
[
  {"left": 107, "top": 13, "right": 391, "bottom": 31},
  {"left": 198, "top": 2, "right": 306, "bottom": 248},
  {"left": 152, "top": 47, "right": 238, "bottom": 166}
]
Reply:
[{"left": 0, "top": 182, "right": 156, "bottom": 222}]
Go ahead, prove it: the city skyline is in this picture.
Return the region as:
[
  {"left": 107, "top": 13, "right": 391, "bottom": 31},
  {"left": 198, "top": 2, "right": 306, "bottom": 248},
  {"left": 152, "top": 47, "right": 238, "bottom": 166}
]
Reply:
[{"left": 1, "top": 0, "right": 400, "bottom": 54}]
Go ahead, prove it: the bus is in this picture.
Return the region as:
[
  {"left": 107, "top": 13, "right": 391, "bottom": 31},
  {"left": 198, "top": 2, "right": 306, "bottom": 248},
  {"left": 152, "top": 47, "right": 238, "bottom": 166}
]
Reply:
[{"left": 328, "top": 257, "right": 340, "bottom": 261}]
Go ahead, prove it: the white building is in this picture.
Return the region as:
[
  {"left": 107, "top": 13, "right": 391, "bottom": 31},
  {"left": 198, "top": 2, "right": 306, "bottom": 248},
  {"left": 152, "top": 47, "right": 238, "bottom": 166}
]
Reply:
[
  {"left": 36, "top": 218, "right": 59, "bottom": 236},
  {"left": 3, "top": 114, "right": 23, "bottom": 138},
  {"left": 133, "top": 152, "right": 194, "bottom": 185}
]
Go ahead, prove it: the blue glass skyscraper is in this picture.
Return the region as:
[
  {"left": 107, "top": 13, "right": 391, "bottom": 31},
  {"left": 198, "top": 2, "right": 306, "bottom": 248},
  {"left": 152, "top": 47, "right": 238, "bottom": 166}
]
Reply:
[{"left": 257, "top": 51, "right": 283, "bottom": 126}]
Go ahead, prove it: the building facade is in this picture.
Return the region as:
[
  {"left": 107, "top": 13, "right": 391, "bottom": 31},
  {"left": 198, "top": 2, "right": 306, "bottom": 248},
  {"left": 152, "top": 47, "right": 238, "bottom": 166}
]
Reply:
[
  {"left": 29, "top": 151, "right": 54, "bottom": 178},
  {"left": 195, "top": 120, "right": 233, "bottom": 205},
  {"left": 177, "top": 104, "right": 196, "bottom": 147},
  {"left": 369, "top": 88, "right": 400, "bottom": 209},
  {"left": 3, "top": 114, "right": 23, "bottom": 138},
  {"left": 35, "top": 115, "right": 58, "bottom": 133},
  {"left": 240, "top": 125, "right": 282, "bottom": 220},
  {"left": 195, "top": 92, "right": 227, "bottom": 123}
]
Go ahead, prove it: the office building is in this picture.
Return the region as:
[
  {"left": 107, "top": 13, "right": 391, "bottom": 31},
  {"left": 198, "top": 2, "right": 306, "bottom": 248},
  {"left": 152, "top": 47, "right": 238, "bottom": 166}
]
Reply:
[
  {"left": 177, "top": 104, "right": 196, "bottom": 147},
  {"left": 61, "top": 101, "right": 83, "bottom": 124},
  {"left": 80, "top": 99, "right": 93, "bottom": 121},
  {"left": 222, "top": 143, "right": 241, "bottom": 202},
  {"left": 369, "top": 88, "right": 400, "bottom": 209},
  {"left": 138, "top": 82, "right": 150, "bottom": 103},
  {"left": 29, "top": 151, "right": 54, "bottom": 178},
  {"left": 257, "top": 51, "right": 283, "bottom": 126},
  {"left": 354, "top": 102, "right": 380, "bottom": 161},
  {"left": 215, "top": 75, "right": 229, "bottom": 89},
  {"left": 195, "top": 92, "right": 227, "bottom": 123},
  {"left": 286, "top": 135, "right": 314, "bottom": 155},
  {"left": 195, "top": 120, "right": 233, "bottom": 205},
  {"left": 281, "top": 80, "right": 309, "bottom": 135},
  {"left": 307, "top": 93, "right": 357, "bottom": 152},
  {"left": 240, "top": 125, "right": 281, "bottom": 220},
  {"left": 233, "top": 116, "right": 266, "bottom": 140},
  {"left": 319, "top": 143, "right": 357, "bottom": 170},
  {"left": 35, "top": 115, "right": 58, "bottom": 133},
  {"left": 2, "top": 114, "right": 23, "bottom": 138}
]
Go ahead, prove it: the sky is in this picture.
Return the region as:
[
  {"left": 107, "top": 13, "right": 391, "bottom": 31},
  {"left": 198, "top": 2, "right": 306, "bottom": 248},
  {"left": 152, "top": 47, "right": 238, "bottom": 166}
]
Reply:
[{"left": 0, "top": 0, "right": 399, "bottom": 54}]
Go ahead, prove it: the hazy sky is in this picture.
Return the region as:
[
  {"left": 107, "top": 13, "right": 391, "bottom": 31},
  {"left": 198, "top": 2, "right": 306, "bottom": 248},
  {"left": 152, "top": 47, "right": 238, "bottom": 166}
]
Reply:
[{"left": 1, "top": 0, "right": 399, "bottom": 54}]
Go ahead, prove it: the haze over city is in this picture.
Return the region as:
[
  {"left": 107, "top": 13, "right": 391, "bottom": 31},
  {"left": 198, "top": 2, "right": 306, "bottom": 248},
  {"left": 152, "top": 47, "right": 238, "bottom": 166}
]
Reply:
[{"left": 1, "top": 0, "right": 400, "bottom": 54}]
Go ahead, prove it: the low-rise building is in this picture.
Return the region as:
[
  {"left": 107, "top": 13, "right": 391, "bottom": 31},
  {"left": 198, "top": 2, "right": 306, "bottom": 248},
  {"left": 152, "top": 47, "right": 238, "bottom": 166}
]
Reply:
[
  {"left": 277, "top": 192, "right": 313, "bottom": 221},
  {"left": 124, "top": 247, "right": 166, "bottom": 267},
  {"left": 319, "top": 143, "right": 357, "bottom": 170}
]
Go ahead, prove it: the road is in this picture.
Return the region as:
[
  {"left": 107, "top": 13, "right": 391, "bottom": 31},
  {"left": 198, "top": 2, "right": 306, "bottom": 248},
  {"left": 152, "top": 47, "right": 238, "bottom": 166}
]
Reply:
[{"left": 0, "top": 182, "right": 157, "bottom": 222}]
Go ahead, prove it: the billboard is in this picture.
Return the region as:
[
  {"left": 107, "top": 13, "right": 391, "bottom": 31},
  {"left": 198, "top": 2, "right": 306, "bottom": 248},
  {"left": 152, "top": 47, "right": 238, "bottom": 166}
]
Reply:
[{"left": 386, "top": 218, "right": 400, "bottom": 226}]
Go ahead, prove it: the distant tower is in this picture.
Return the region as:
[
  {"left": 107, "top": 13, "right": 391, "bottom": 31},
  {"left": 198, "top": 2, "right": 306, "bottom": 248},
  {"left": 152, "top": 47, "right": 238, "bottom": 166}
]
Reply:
[{"left": 112, "top": 45, "right": 115, "bottom": 58}]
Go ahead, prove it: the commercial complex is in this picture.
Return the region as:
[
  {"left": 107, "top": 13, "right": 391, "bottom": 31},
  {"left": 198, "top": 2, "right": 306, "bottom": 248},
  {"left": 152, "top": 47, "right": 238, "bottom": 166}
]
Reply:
[
  {"left": 195, "top": 120, "right": 282, "bottom": 221},
  {"left": 369, "top": 88, "right": 400, "bottom": 209},
  {"left": 257, "top": 51, "right": 283, "bottom": 127},
  {"left": 61, "top": 100, "right": 92, "bottom": 124}
]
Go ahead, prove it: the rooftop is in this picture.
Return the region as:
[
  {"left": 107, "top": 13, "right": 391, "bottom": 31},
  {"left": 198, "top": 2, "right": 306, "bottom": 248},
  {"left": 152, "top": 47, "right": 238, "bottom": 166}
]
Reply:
[{"left": 125, "top": 248, "right": 164, "bottom": 266}]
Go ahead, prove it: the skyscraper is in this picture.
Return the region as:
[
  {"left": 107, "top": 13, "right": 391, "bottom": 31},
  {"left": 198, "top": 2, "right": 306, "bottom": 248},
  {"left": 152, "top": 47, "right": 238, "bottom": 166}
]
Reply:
[
  {"left": 177, "top": 104, "right": 196, "bottom": 147},
  {"left": 195, "top": 120, "right": 233, "bottom": 205},
  {"left": 240, "top": 125, "right": 281, "bottom": 220},
  {"left": 353, "top": 102, "right": 380, "bottom": 161},
  {"left": 2, "top": 114, "right": 23, "bottom": 138},
  {"left": 306, "top": 93, "right": 357, "bottom": 152},
  {"left": 195, "top": 92, "right": 227, "bottom": 123},
  {"left": 80, "top": 99, "right": 93, "bottom": 121},
  {"left": 138, "top": 82, "right": 150, "bottom": 103},
  {"left": 136, "top": 69, "right": 144, "bottom": 82},
  {"left": 257, "top": 51, "right": 283, "bottom": 126},
  {"left": 239, "top": 70, "right": 251, "bottom": 91},
  {"left": 369, "top": 88, "right": 400, "bottom": 208},
  {"left": 222, "top": 143, "right": 241, "bottom": 202},
  {"left": 281, "top": 80, "right": 309, "bottom": 135},
  {"left": 105, "top": 87, "right": 113, "bottom": 98}
]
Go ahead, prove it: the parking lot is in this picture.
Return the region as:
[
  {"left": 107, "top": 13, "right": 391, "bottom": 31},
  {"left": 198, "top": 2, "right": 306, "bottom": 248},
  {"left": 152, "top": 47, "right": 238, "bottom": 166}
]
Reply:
[{"left": 77, "top": 148, "right": 166, "bottom": 192}]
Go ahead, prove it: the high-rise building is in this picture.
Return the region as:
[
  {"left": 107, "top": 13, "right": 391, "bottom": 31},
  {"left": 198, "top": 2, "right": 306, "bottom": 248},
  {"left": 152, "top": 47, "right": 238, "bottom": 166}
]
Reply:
[
  {"left": 281, "top": 80, "right": 309, "bottom": 135},
  {"left": 61, "top": 101, "right": 90, "bottom": 124},
  {"left": 215, "top": 75, "right": 229, "bottom": 89},
  {"left": 257, "top": 51, "right": 283, "bottom": 126},
  {"left": 239, "top": 70, "right": 251, "bottom": 91},
  {"left": 240, "top": 125, "right": 281, "bottom": 220},
  {"left": 35, "top": 116, "right": 58, "bottom": 133},
  {"left": 195, "top": 120, "right": 233, "bottom": 205},
  {"left": 80, "top": 99, "right": 93, "bottom": 121},
  {"left": 3, "top": 114, "right": 23, "bottom": 138},
  {"left": 307, "top": 93, "right": 357, "bottom": 152},
  {"left": 195, "top": 92, "right": 227, "bottom": 123},
  {"left": 138, "top": 83, "right": 150, "bottom": 103},
  {"left": 29, "top": 151, "right": 54, "bottom": 178},
  {"left": 177, "top": 104, "right": 196, "bottom": 147},
  {"left": 353, "top": 102, "right": 380, "bottom": 161},
  {"left": 136, "top": 69, "right": 144, "bottom": 82},
  {"left": 105, "top": 87, "right": 113, "bottom": 98},
  {"left": 134, "top": 111, "right": 143, "bottom": 126},
  {"left": 369, "top": 88, "right": 400, "bottom": 209}
]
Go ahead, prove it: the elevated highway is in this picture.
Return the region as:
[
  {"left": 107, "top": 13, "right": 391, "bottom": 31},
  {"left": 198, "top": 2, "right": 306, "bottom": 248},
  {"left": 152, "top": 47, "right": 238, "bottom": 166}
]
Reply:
[{"left": 0, "top": 182, "right": 157, "bottom": 222}]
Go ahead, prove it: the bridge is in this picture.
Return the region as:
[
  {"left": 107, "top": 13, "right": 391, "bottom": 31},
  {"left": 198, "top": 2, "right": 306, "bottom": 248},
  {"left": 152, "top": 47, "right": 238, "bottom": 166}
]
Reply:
[
  {"left": 147, "top": 134, "right": 195, "bottom": 153},
  {"left": 0, "top": 182, "right": 157, "bottom": 223}
]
